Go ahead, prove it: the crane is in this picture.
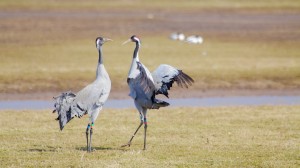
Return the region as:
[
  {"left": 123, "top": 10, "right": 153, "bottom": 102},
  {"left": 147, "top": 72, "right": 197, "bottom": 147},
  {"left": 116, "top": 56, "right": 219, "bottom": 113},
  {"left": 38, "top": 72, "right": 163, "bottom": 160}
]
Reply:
[
  {"left": 121, "top": 35, "right": 194, "bottom": 150},
  {"left": 186, "top": 35, "right": 204, "bottom": 44},
  {"left": 53, "top": 37, "right": 112, "bottom": 152},
  {"left": 169, "top": 32, "right": 185, "bottom": 41}
]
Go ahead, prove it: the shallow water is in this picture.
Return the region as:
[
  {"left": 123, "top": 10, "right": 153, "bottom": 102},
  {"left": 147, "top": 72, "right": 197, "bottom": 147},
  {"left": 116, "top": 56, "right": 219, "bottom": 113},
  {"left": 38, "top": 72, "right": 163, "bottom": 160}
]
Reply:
[{"left": 0, "top": 96, "right": 299, "bottom": 110}]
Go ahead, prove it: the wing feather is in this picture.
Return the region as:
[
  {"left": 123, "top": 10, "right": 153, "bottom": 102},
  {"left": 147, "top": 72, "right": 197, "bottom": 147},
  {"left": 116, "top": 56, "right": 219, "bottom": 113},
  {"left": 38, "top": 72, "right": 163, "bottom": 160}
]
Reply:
[
  {"left": 128, "top": 62, "right": 156, "bottom": 100},
  {"left": 152, "top": 64, "right": 194, "bottom": 98}
]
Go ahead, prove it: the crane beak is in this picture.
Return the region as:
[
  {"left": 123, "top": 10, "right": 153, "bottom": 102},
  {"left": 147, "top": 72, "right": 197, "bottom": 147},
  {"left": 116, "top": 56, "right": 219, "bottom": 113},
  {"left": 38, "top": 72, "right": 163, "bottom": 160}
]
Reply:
[
  {"left": 104, "top": 38, "right": 113, "bottom": 42},
  {"left": 122, "top": 39, "right": 131, "bottom": 45}
]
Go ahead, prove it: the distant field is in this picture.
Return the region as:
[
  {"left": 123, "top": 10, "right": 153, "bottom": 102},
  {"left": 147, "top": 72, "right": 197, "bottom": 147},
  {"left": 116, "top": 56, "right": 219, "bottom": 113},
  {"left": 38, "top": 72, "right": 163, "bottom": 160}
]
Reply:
[
  {"left": 0, "top": 0, "right": 299, "bottom": 95},
  {"left": 1, "top": 0, "right": 300, "bottom": 10},
  {"left": 0, "top": 37, "right": 299, "bottom": 93},
  {"left": 0, "top": 106, "right": 299, "bottom": 167}
]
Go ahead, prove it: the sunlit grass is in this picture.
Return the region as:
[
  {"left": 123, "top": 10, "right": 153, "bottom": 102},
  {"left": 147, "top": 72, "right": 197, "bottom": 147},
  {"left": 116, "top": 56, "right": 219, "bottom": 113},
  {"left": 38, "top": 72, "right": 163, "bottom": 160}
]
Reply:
[{"left": 0, "top": 106, "right": 299, "bottom": 167}]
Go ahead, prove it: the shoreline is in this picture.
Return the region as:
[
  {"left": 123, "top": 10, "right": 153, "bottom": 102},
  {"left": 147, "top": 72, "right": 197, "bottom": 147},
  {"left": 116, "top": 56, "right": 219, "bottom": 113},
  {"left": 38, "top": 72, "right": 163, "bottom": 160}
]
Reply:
[{"left": 1, "top": 89, "right": 300, "bottom": 101}]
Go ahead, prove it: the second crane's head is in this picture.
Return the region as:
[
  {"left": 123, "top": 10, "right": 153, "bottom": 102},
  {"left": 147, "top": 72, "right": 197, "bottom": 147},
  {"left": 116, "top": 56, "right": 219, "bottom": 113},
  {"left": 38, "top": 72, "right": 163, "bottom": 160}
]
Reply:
[
  {"left": 95, "top": 37, "right": 112, "bottom": 49},
  {"left": 122, "top": 35, "right": 141, "bottom": 45}
]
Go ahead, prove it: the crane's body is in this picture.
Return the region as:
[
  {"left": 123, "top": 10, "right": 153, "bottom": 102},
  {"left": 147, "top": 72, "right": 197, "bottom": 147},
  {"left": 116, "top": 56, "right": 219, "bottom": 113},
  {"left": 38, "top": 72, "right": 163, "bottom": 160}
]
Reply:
[
  {"left": 71, "top": 63, "right": 111, "bottom": 122},
  {"left": 170, "top": 32, "right": 185, "bottom": 41},
  {"left": 186, "top": 35, "right": 204, "bottom": 44},
  {"left": 53, "top": 37, "right": 111, "bottom": 152},
  {"left": 122, "top": 35, "right": 194, "bottom": 150}
]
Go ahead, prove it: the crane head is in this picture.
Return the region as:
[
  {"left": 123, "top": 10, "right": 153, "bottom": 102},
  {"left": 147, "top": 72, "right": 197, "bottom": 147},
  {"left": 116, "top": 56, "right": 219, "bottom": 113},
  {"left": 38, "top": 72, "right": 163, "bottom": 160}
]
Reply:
[
  {"left": 122, "top": 35, "right": 141, "bottom": 45},
  {"left": 96, "top": 37, "right": 112, "bottom": 49}
]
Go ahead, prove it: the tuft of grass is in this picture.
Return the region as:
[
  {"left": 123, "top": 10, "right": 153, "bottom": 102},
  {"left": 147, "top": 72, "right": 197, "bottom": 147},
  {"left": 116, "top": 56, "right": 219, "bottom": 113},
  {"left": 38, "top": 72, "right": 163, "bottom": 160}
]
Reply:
[{"left": 0, "top": 106, "right": 299, "bottom": 167}]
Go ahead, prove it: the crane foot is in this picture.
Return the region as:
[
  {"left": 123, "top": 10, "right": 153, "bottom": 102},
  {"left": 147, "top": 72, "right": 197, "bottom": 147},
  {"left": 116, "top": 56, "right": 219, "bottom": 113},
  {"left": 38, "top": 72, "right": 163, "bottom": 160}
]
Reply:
[{"left": 121, "top": 142, "right": 131, "bottom": 148}]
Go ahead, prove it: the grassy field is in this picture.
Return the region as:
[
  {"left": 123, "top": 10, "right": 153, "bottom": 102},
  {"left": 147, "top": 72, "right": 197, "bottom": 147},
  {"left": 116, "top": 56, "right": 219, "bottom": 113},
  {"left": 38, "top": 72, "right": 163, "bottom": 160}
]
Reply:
[
  {"left": 0, "top": 106, "right": 299, "bottom": 167},
  {"left": 1, "top": 37, "right": 299, "bottom": 93},
  {"left": 1, "top": 1, "right": 299, "bottom": 167}
]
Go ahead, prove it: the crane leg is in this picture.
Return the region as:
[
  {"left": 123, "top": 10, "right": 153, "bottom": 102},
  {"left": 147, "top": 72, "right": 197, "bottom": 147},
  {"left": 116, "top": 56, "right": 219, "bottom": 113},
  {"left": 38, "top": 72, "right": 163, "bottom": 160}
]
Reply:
[
  {"left": 89, "top": 122, "right": 94, "bottom": 152},
  {"left": 121, "top": 121, "right": 143, "bottom": 147},
  {"left": 143, "top": 118, "right": 147, "bottom": 150},
  {"left": 86, "top": 123, "right": 90, "bottom": 152}
]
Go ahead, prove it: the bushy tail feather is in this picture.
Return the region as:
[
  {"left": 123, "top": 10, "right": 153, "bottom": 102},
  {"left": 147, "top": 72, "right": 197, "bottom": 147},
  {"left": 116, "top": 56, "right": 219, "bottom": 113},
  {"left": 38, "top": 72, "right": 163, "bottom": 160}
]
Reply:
[
  {"left": 151, "top": 98, "right": 170, "bottom": 109},
  {"left": 53, "top": 91, "right": 76, "bottom": 130}
]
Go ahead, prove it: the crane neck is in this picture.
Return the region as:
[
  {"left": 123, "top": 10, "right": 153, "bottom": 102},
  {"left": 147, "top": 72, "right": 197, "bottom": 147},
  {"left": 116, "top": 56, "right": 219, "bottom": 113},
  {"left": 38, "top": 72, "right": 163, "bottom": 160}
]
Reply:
[
  {"left": 133, "top": 41, "right": 140, "bottom": 60},
  {"left": 128, "top": 41, "right": 140, "bottom": 78},
  {"left": 96, "top": 47, "right": 104, "bottom": 79},
  {"left": 98, "top": 47, "right": 103, "bottom": 65}
]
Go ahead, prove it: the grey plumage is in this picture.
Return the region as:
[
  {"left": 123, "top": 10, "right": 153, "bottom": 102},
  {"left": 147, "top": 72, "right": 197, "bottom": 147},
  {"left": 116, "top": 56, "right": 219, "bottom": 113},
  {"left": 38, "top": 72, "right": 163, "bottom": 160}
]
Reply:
[
  {"left": 122, "top": 35, "right": 194, "bottom": 150},
  {"left": 53, "top": 36, "right": 112, "bottom": 152},
  {"left": 53, "top": 91, "right": 76, "bottom": 130},
  {"left": 152, "top": 64, "right": 194, "bottom": 98}
]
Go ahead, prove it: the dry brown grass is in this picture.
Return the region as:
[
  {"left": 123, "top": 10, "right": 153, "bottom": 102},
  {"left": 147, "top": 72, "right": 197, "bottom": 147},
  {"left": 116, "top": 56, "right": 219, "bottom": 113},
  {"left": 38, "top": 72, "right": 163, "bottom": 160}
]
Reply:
[
  {"left": 0, "top": 106, "right": 299, "bottom": 167},
  {"left": 1, "top": 37, "right": 299, "bottom": 94}
]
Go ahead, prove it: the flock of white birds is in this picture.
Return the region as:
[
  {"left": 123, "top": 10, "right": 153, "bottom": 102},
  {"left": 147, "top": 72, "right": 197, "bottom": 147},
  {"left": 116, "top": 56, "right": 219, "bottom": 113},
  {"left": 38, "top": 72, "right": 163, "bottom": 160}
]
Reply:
[{"left": 169, "top": 32, "right": 204, "bottom": 44}]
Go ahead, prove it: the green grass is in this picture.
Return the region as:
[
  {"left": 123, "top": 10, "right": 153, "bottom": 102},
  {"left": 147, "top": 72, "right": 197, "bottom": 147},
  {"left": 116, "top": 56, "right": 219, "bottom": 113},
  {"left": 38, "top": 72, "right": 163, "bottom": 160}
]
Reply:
[
  {"left": 0, "top": 106, "right": 299, "bottom": 167},
  {"left": 1, "top": 37, "right": 299, "bottom": 93}
]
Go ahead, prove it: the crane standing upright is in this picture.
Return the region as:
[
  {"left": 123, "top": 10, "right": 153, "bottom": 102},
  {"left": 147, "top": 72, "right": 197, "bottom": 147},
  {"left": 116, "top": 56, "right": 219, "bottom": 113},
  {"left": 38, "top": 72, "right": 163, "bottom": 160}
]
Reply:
[
  {"left": 53, "top": 37, "right": 112, "bottom": 152},
  {"left": 121, "top": 35, "right": 194, "bottom": 150}
]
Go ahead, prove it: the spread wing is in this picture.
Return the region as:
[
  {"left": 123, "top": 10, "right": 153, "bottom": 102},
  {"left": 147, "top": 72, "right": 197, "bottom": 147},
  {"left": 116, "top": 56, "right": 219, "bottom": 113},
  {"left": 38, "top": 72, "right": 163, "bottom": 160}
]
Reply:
[
  {"left": 151, "top": 64, "right": 194, "bottom": 98},
  {"left": 128, "top": 62, "right": 156, "bottom": 100}
]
